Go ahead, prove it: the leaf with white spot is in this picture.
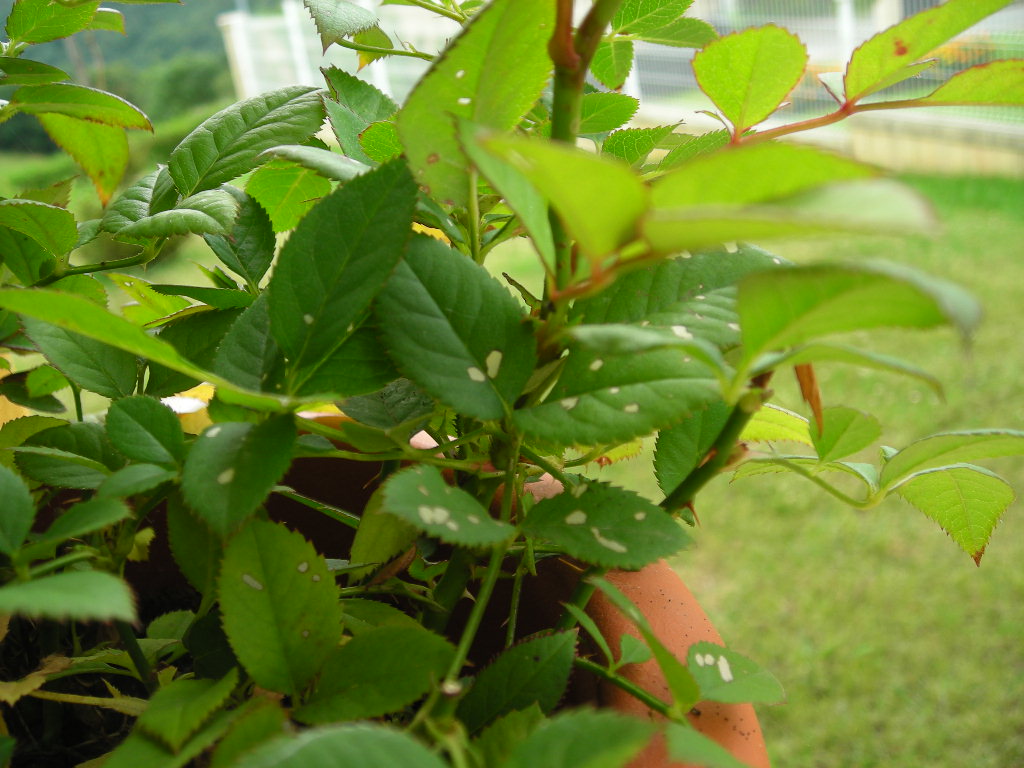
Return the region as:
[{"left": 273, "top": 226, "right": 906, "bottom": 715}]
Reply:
[
  {"left": 376, "top": 236, "right": 536, "bottom": 421},
  {"left": 380, "top": 465, "right": 514, "bottom": 547},
  {"left": 521, "top": 482, "right": 689, "bottom": 569},
  {"left": 219, "top": 520, "right": 342, "bottom": 696},
  {"left": 687, "top": 642, "right": 784, "bottom": 704},
  {"left": 182, "top": 417, "right": 296, "bottom": 537}
]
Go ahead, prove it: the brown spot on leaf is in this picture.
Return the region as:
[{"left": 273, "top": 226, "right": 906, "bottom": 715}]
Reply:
[
  {"left": 427, "top": 153, "right": 440, "bottom": 165},
  {"left": 894, "top": 39, "right": 908, "bottom": 56}
]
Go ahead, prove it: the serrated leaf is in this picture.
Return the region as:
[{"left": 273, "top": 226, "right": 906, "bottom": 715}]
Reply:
[
  {"left": 396, "top": 0, "right": 554, "bottom": 208},
  {"left": 208, "top": 699, "right": 287, "bottom": 768},
  {"left": 657, "top": 128, "right": 731, "bottom": 170},
  {"left": 579, "top": 92, "right": 639, "bottom": 135},
  {"left": 0, "top": 57, "right": 69, "bottom": 86},
  {"left": 16, "top": 176, "right": 74, "bottom": 208},
  {"left": 693, "top": 25, "right": 807, "bottom": 135},
  {"left": 260, "top": 144, "right": 370, "bottom": 182},
  {"left": 213, "top": 294, "right": 283, "bottom": 392},
  {"left": 811, "top": 406, "right": 880, "bottom": 463},
  {"left": 737, "top": 261, "right": 981, "bottom": 366},
  {"left": 457, "top": 631, "right": 578, "bottom": 734},
  {"left": 167, "top": 497, "right": 222, "bottom": 594},
  {"left": 246, "top": 158, "right": 332, "bottom": 233},
  {"left": 915, "top": 59, "right": 1024, "bottom": 106},
  {"left": 603, "top": 125, "right": 675, "bottom": 167},
  {"left": 473, "top": 705, "right": 545, "bottom": 768},
  {"left": 34, "top": 497, "right": 131, "bottom": 553},
  {"left": 11, "top": 83, "right": 150, "bottom": 129},
  {"left": 182, "top": 417, "right": 296, "bottom": 537},
  {"left": 16, "top": 443, "right": 109, "bottom": 489},
  {"left": 665, "top": 723, "right": 750, "bottom": 768},
  {"left": 522, "top": 481, "right": 689, "bottom": 568},
  {"left": 502, "top": 709, "right": 656, "bottom": 768},
  {"left": 380, "top": 464, "right": 514, "bottom": 547},
  {"left": 97, "top": 463, "right": 177, "bottom": 499},
  {"left": 107, "top": 273, "right": 191, "bottom": 327},
  {"left": 637, "top": 16, "right": 717, "bottom": 48},
  {"left": 231, "top": 724, "right": 449, "bottom": 768},
  {"left": 894, "top": 465, "right": 1012, "bottom": 564},
  {"left": 613, "top": 0, "right": 693, "bottom": 35},
  {"left": 119, "top": 189, "right": 239, "bottom": 238},
  {"left": 739, "top": 403, "right": 811, "bottom": 445},
  {"left": 322, "top": 66, "right": 398, "bottom": 164},
  {"left": 880, "top": 429, "right": 1024, "bottom": 490},
  {"left": 268, "top": 159, "right": 415, "bottom": 392},
  {"left": 295, "top": 625, "right": 454, "bottom": 723},
  {"left": 481, "top": 135, "right": 648, "bottom": 259},
  {"left": 591, "top": 38, "right": 634, "bottom": 90},
  {"left": 105, "top": 395, "right": 185, "bottom": 466},
  {"left": 844, "top": 0, "right": 1014, "bottom": 102},
  {"left": 291, "top": 324, "right": 398, "bottom": 398},
  {"left": 203, "top": 188, "right": 276, "bottom": 288},
  {"left": 347, "top": 488, "right": 418, "bottom": 583},
  {"left": 655, "top": 400, "right": 730, "bottom": 495},
  {"left": 303, "top": 0, "right": 376, "bottom": 51},
  {"left": 137, "top": 669, "right": 238, "bottom": 752},
  {"left": 376, "top": 235, "right": 536, "bottom": 421},
  {"left": 565, "top": 324, "right": 726, "bottom": 371},
  {"left": 5, "top": 0, "right": 99, "bottom": 45},
  {"left": 88, "top": 7, "right": 124, "bottom": 33},
  {"left": 0, "top": 198, "right": 78, "bottom": 256},
  {"left": 340, "top": 378, "right": 434, "bottom": 433},
  {"left": 358, "top": 120, "right": 402, "bottom": 163},
  {"left": 0, "top": 464, "right": 34, "bottom": 555},
  {"left": 169, "top": 86, "right": 326, "bottom": 196},
  {"left": 101, "top": 166, "right": 175, "bottom": 234},
  {"left": 219, "top": 519, "right": 342, "bottom": 695},
  {"left": 145, "top": 309, "right": 244, "bottom": 399},
  {"left": 0, "top": 571, "right": 134, "bottom": 622},
  {"left": 687, "top": 641, "right": 784, "bottom": 703},
  {"left": 22, "top": 315, "right": 138, "bottom": 398}
]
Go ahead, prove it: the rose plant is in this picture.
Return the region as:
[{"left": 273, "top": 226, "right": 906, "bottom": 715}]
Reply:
[{"left": 1, "top": 0, "right": 1023, "bottom": 766}]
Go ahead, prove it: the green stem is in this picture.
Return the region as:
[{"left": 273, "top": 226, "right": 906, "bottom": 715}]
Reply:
[
  {"left": 555, "top": 565, "right": 605, "bottom": 631},
  {"left": 26, "top": 550, "right": 95, "bottom": 578},
  {"left": 519, "top": 444, "right": 569, "bottom": 485},
  {"left": 399, "top": 0, "right": 465, "bottom": 22},
  {"left": 573, "top": 657, "right": 673, "bottom": 717},
  {"left": 505, "top": 562, "right": 524, "bottom": 648},
  {"left": 334, "top": 38, "right": 433, "bottom": 62},
  {"left": 760, "top": 456, "right": 877, "bottom": 509},
  {"left": 467, "top": 168, "right": 483, "bottom": 264},
  {"left": 115, "top": 619, "right": 158, "bottom": 694},
  {"left": 70, "top": 383, "right": 84, "bottom": 422}
]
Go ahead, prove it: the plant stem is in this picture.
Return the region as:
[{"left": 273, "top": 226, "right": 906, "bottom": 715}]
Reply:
[
  {"left": 555, "top": 564, "right": 605, "bottom": 631},
  {"left": 399, "top": 0, "right": 465, "bottom": 22},
  {"left": 573, "top": 657, "right": 672, "bottom": 717},
  {"left": 115, "top": 620, "right": 157, "bottom": 694},
  {"left": 70, "top": 383, "right": 84, "bottom": 422},
  {"left": 26, "top": 550, "right": 95, "bottom": 578},
  {"left": 467, "top": 168, "right": 483, "bottom": 264},
  {"left": 334, "top": 37, "right": 433, "bottom": 62}
]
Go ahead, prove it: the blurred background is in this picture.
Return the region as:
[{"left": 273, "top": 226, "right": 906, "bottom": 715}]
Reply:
[{"left": 1, "top": 1, "right": 1022, "bottom": 765}]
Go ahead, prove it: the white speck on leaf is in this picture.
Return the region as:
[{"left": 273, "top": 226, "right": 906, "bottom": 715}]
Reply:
[
  {"left": 217, "top": 468, "right": 235, "bottom": 485},
  {"left": 561, "top": 397, "right": 579, "bottom": 410},
  {"left": 467, "top": 366, "right": 486, "bottom": 382},
  {"left": 485, "top": 350, "right": 502, "bottom": 378},
  {"left": 467, "top": 515, "right": 480, "bottom": 524},
  {"left": 634, "top": 511, "right": 646, "bottom": 521},
  {"left": 301, "top": 629, "right": 310, "bottom": 638},
  {"left": 312, "top": 574, "right": 321, "bottom": 582},
  {"left": 672, "top": 325, "right": 693, "bottom": 339},
  {"left": 458, "top": 97, "right": 472, "bottom": 106},
  {"left": 418, "top": 485, "right": 429, "bottom": 496},
  {"left": 591, "top": 527, "right": 628, "bottom": 553},
  {"left": 419, "top": 505, "right": 451, "bottom": 525},
  {"left": 624, "top": 403, "right": 640, "bottom": 414},
  {"left": 609, "top": 387, "right": 620, "bottom": 395},
  {"left": 589, "top": 359, "right": 604, "bottom": 371},
  {"left": 446, "top": 520, "right": 459, "bottom": 531},
  {"left": 242, "top": 573, "right": 264, "bottom": 591},
  {"left": 297, "top": 562, "right": 309, "bottom": 573},
  {"left": 571, "top": 483, "right": 587, "bottom": 498},
  {"left": 206, "top": 426, "right": 221, "bottom": 438},
  {"left": 717, "top": 655, "right": 734, "bottom": 682},
  {"left": 303, "top": 314, "right": 314, "bottom": 325},
  {"left": 727, "top": 322, "right": 740, "bottom": 331},
  {"left": 565, "top": 510, "right": 587, "bottom": 525},
  {"left": 455, "top": 70, "right": 466, "bottom": 79}
]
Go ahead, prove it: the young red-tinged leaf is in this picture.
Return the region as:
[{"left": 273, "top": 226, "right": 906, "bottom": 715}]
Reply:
[
  {"left": 137, "top": 669, "right": 238, "bottom": 752},
  {"left": 522, "top": 481, "right": 690, "bottom": 569},
  {"left": 231, "top": 724, "right": 449, "bottom": 768},
  {"left": 302, "top": 0, "right": 376, "bottom": 52},
  {"left": 219, "top": 520, "right": 342, "bottom": 695},
  {"left": 295, "top": 625, "right": 455, "bottom": 723},
  {"left": 5, "top": 0, "right": 99, "bottom": 45},
  {"left": 591, "top": 38, "right": 634, "bottom": 90},
  {"left": 502, "top": 709, "right": 656, "bottom": 768},
  {"left": 396, "top": 0, "right": 554, "bottom": 208},
  {"left": 686, "top": 641, "right": 785, "bottom": 704},
  {"left": 380, "top": 465, "right": 514, "bottom": 547},
  {"left": 0, "top": 199, "right": 78, "bottom": 256},
  {"left": 880, "top": 429, "right": 1024, "bottom": 490},
  {"left": 0, "top": 571, "right": 135, "bottom": 622},
  {"left": 0, "top": 57, "right": 69, "bottom": 86},
  {"left": 182, "top": 416, "right": 296, "bottom": 537},
  {"left": 894, "top": 465, "right": 1013, "bottom": 565},
  {"left": 915, "top": 59, "right": 1024, "bottom": 106},
  {"left": 811, "top": 406, "right": 881, "bottom": 464},
  {"left": 457, "top": 631, "right": 578, "bottom": 734},
  {"left": 579, "top": 92, "right": 639, "bottom": 135},
  {"left": 11, "top": 83, "right": 150, "bottom": 130},
  {"left": 844, "top": 0, "right": 1014, "bottom": 103},
  {"left": 246, "top": 159, "right": 332, "bottom": 232},
  {"left": 693, "top": 25, "right": 807, "bottom": 135}
]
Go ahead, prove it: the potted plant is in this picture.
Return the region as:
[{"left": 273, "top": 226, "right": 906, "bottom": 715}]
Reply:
[{"left": 1, "top": 0, "right": 1022, "bottom": 765}]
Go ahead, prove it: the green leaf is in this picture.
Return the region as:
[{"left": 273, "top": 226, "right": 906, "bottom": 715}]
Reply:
[
  {"left": 457, "top": 631, "right": 578, "bottom": 734},
  {"left": 591, "top": 38, "right": 634, "bottom": 90},
  {"left": 396, "top": 0, "right": 554, "bottom": 208},
  {"left": 380, "top": 465, "right": 514, "bottom": 547},
  {"left": 203, "top": 188, "right": 276, "bottom": 288},
  {"left": 579, "top": 92, "right": 639, "bottom": 135},
  {"left": 15, "top": 176, "right": 75, "bottom": 208},
  {"left": 811, "top": 406, "right": 880, "bottom": 463},
  {"left": 11, "top": 83, "right": 150, "bottom": 129},
  {"left": 219, "top": 519, "right": 342, "bottom": 695},
  {"left": 0, "top": 198, "right": 78, "bottom": 256},
  {"left": 295, "top": 625, "right": 454, "bottom": 723},
  {"left": 664, "top": 723, "right": 750, "bottom": 768},
  {"left": 22, "top": 315, "right": 138, "bottom": 398},
  {"left": 915, "top": 60, "right": 1024, "bottom": 106},
  {"left": 687, "top": 641, "right": 784, "bottom": 703},
  {"left": 473, "top": 706, "right": 544, "bottom": 768},
  {"left": 376, "top": 235, "right": 537, "bottom": 421},
  {"left": 512, "top": 350, "right": 719, "bottom": 446},
  {"left": 357, "top": 121, "right": 400, "bottom": 164},
  {"left": 693, "top": 25, "right": 807, "bottom": 134},
  {"left": 33, "top": 497, "right": 131, "bottom": 554},
  {"left": 613, "top": 0, "right": 693, "bottom": 35},
  {"left": 0, "top": 571, "right": 135, "bottom": 622},
  {"left": 340, "top": 378, "right": 434, "bottom": 434},
  {"left": 521, "top": 481, "right": 689, "bottom": 569},
  {"left": 894, "top": 465, "right": 1012, "bottom": 564},
  {"left": 268, "top": 159, "right": 415, "bottom": 391},
  {"left": 322, "top": 66, "right": 398, "bottom": 165},
  {"left": 137, "top": 669, "right": 238, "bottom": 752},
  {"left": 5, "top": 0, "right": 99, "bottom": 44},
  {"left": 0, "top": 371, "right": 66, "bottom": 413},
  {"left": 502, "top": 709, "right": 656, "bottom": 768},
  {"left": 844, "top": 0, "right": 1014, "bottom": 102},
  {"left": 245, "top": 158, "right": 333, "bottom": 233},
  {"left": 152, "top": 285, "right": 252, "bottom": 311},
  {"left": 118, "top": 189, "right": 239, "bottom": 238},
  {"left": 880, "top": 429, "right": 1024, "bottom": 490},
  {"left": 565, "top": 324, "right": 726, "bottom": 371},
  {"left": 291, "top": 324, "right": 398, "bottom": 398},
  {"left": 637, "top": 16, "right": 717, "bottom": 48},
  {"left": 481, "top": 135, "right": 648, "bottom": 259},
  {"left": 167, "top": 497, "right": 222, "bottom": 594},
  {"left": 182, "top": 417, "right": 296, "bottom": 537},
  {"left": 657, "top": 129, "right": 731, "bottom": 170},
  {"left": 737, "top": 261, "right": 982, "bottom": 366},
  {"left": 302, "top": 0, "right": 376, "bottom": 51},
  {"left": 0, "top": 57, "right": 69, "bottom": 86},
  {"left": 213, "top": 295, "right": 283, "bottom": 392},
  {"left": 0, "top": 464, "right": 35, "bottom": 555},
  {"left": 88, "top": 7, "right": 124, "bottom": 33},
  {"left": 654, "top": 400, "right": 730, "bottom": 495},
  {"left": 107, "top": 273, "right": 192, "bottom": 326},
  {"left": 169, "top": 86, "right": 326, "bottom": 196},
  {"left": 739, "top": 403, "right": 812, "bottom": 446},
  {"left": 603, "top": 125, "right": 676, "bottom": 167},
  {"left": 97, "top": 463, "right": 177, "bottom": 499},
  {"left": 103, "top": 707, "right": 238, "bottom": 768},
  {"left": 231, "top": 724, "right": 449, "bottom": 768},
  {"left": 101, "top": 166, "right": 176, "bottom": 234},
  {"left": 105, "top": 395, "right": 185, "bottom": 466},
  {"left": 145, "top": 308, "right": 244, "bottom": 399},
  {"left": 15, "top": 446, "right": 110, "bottom": 489},
  {"left": 347, "top": 489, "right": 418, "bottom": 583},
  {"left": 260, "top": 144, "right": 370, "bottom": 182},
  {"left": 209, "top": 699, "right": 287, "bottom": 768}
]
